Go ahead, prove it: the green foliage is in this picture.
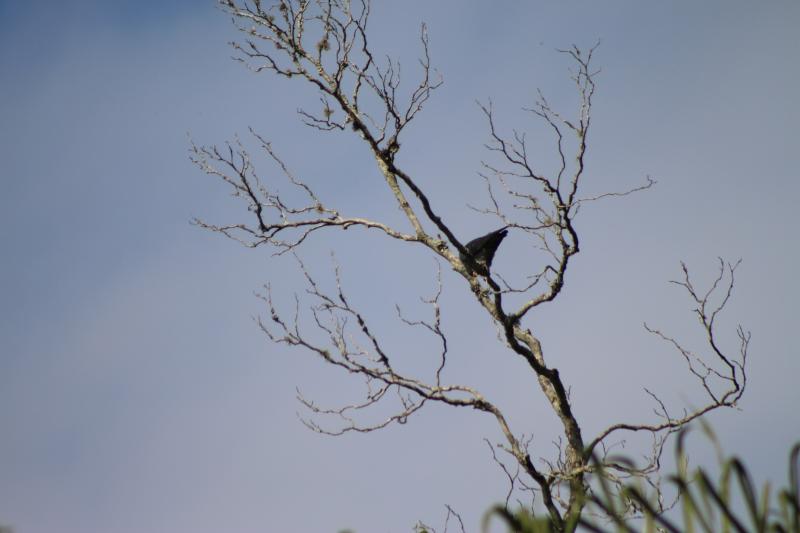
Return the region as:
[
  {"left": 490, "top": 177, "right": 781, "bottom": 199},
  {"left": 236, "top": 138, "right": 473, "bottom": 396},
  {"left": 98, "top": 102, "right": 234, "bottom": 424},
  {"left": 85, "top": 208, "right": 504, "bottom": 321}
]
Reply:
[
  {"left": 483, "top": 430, "right": 800, "bottom": 533},
  {"left": 482, "top": 505, "right": 556, "bottom": 533}
]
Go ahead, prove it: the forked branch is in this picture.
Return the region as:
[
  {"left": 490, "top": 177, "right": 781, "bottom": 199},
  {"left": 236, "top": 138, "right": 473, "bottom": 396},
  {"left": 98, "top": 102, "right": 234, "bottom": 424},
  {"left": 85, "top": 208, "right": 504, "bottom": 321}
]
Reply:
[{"left": 586, "top": 259, "right": 749, "bottom": 489}]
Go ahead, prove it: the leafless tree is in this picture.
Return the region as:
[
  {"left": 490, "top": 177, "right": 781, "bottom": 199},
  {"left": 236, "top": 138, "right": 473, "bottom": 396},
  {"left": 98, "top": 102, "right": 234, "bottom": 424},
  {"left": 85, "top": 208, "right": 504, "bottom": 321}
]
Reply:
[{"left": 192, "top": 1, "right": 750, "bottom": 530}]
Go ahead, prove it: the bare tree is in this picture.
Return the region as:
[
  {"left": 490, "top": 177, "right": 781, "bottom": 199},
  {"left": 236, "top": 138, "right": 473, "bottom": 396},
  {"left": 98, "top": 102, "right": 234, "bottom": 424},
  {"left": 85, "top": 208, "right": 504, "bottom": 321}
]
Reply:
[{"left": 192, "top": 1, "right": 750, "bottom": 530}]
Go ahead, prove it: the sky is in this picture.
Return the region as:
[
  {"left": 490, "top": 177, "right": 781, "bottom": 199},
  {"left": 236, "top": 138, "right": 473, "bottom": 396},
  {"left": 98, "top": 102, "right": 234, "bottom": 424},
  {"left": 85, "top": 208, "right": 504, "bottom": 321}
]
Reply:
[{"left": 1, "top": 1, "right": 799, "bottom": 532}]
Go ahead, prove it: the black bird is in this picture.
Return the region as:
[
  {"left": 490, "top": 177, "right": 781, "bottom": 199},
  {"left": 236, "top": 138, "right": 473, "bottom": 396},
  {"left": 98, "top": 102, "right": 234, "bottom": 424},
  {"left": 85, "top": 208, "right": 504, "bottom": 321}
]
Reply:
[{"left": 460, "top": 227, "right": 509, "bottom": 273}]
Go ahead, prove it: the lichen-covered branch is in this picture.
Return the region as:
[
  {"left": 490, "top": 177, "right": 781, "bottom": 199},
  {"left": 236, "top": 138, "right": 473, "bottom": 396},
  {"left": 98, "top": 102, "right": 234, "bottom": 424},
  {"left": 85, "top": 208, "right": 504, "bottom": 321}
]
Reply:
[{"left": 190, "top": 130, "right": 418, "bottom": 252}]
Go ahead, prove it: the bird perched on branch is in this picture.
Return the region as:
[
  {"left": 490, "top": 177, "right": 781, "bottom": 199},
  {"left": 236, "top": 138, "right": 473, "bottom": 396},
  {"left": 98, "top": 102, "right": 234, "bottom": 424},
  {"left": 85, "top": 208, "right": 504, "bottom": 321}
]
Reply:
[{"left": 460, "top": 227, "right": 509, "bottom": 274}]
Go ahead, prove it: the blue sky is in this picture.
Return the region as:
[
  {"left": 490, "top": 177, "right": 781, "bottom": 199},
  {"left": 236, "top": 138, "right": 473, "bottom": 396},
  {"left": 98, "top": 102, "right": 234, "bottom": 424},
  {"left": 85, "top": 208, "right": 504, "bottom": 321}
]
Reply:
[{"left": 1, "top": 1, "right": 799, "bottom": 532}]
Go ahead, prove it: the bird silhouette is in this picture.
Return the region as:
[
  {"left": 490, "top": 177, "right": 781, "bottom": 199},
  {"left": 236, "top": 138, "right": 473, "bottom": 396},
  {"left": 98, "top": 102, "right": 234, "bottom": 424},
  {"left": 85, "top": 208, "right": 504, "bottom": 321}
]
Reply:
[{"left": 460, "top": 227, "right": 508, "bottom": 273}]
